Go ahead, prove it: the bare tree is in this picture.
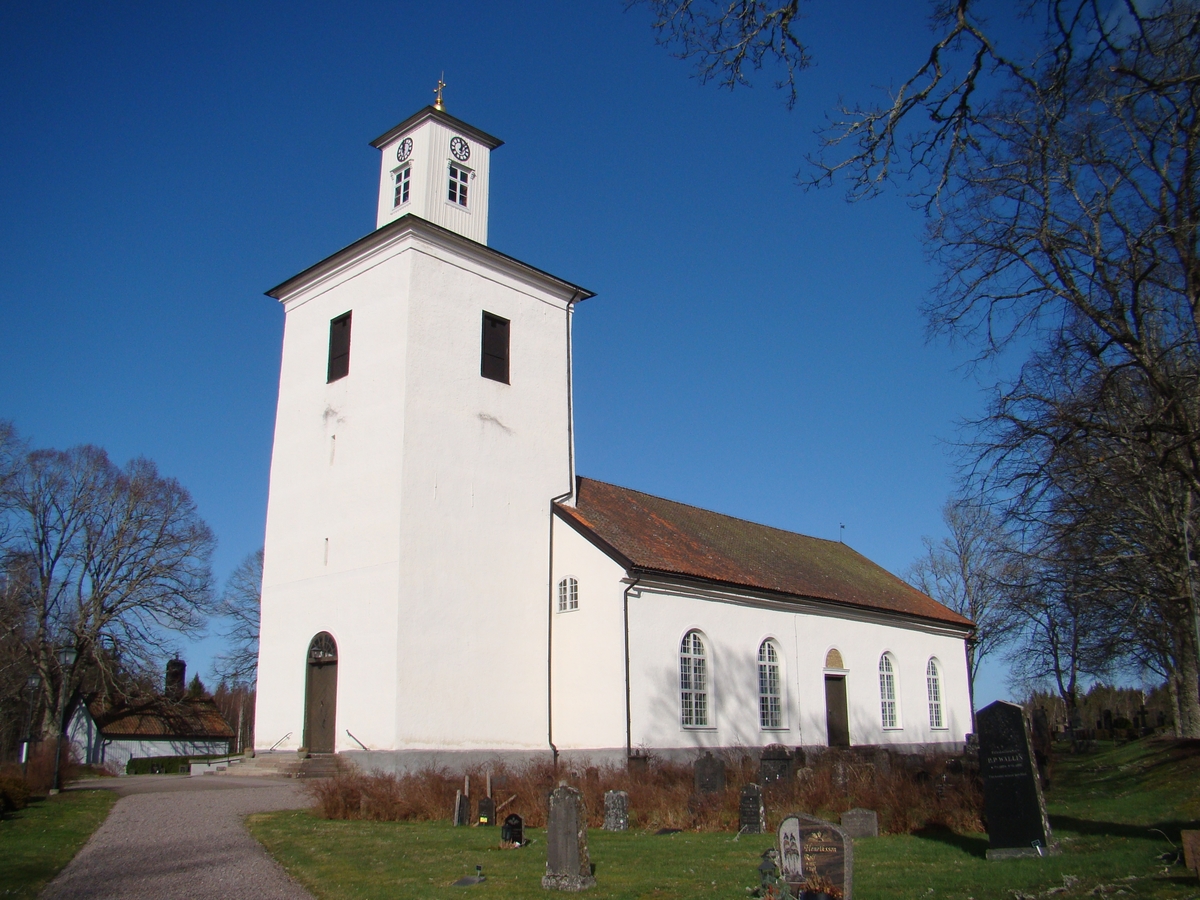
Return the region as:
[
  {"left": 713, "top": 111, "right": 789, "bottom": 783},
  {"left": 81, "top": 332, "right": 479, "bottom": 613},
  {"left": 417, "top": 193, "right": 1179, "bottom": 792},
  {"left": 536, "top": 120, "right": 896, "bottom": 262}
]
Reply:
[
  {"left": 212, "top": 549, "right": 262, "bottom": 685},
  {"left": 636, "top": 1, "right": 812, "bottom": 108},
  {"left": 907, "top": 498, "right": 1019, "bottom": 709},
  {"left": 639, "top": 1, "right": 1200, "bottom": 724},
  {"left": 0, "top": 443, "right": 216, "bottom": 738}
]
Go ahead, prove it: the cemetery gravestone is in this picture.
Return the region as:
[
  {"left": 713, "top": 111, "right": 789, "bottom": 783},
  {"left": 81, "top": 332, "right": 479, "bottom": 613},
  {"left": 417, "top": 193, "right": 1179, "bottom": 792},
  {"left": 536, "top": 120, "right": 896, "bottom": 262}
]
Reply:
[
  {"left": 840, "top": 808, "right": 878, "bottom": 839},
  {"left": 543, "top": 784, "right": 596, "bottom": 891},
  {"left": 603, "top": 790, "right": 629, "bottom": 831},
  {"left": 453, "top": 790, "right": 469, "bottom": 827},
  {"left": 626, "top": 752, "right": 648, "bottom": 776},
  {"left": 977, "top": 700, "right": 1058, "bottom": 860},
  {"left": 694, "top": 752, "right": 726, "bottom": 794},
  {"left": 758, "top": 744, "right": 793, "bottom": 784},
  {"left": 501, "top": 813, "right": 524, "bottom": 846},
  {"left": 477, "top": 796, "right": 495, "bottom": 826},
  {"left": 739, "top": 783, "right": 765, "bottom": 834},
  {"left": 778, "top": 813, "right": 853, "bottom": 900},
  {"left": 1180, "top": 830, "right": 1199, "bottom": 877}
]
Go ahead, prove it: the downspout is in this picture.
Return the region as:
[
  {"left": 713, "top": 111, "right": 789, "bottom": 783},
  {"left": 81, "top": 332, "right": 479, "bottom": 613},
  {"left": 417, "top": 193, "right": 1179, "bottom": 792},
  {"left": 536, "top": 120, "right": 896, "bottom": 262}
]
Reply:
[
  {"left": 622, "top": 575, "right": 641, "bottom": 759},
  {"left": 965, "top": 631, "right": 978, "bottom": 736},
  {"left": 547, "top": 291, "right": 582, "bottom": 769}
]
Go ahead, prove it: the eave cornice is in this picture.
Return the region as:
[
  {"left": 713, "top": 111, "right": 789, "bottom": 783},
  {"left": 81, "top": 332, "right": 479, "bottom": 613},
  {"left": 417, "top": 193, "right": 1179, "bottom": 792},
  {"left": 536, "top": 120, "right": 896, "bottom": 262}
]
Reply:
[{"left": 265, "top": 213, "right": 594, "bottom": 305}]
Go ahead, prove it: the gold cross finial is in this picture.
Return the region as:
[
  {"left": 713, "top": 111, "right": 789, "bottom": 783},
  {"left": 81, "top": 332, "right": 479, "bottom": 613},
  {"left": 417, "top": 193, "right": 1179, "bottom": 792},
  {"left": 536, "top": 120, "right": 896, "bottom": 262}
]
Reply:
[{"left": 434, "top": 74, "right": 447, "bottom": 111}]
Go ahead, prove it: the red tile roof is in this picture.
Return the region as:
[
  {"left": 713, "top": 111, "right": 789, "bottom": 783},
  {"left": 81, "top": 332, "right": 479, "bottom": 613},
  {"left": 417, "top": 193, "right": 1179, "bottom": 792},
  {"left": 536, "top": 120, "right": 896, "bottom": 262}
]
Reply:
[
  {"left": 555, "top": 477, "right": 972, "bottom": 629},
  {"left": 87, "top": 697, "right": 235, "bottom": 741}
]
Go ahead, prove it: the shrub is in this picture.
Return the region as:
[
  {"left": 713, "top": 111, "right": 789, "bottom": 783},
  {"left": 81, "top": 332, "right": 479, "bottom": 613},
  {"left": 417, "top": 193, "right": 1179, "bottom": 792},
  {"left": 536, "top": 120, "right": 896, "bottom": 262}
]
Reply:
[
  {"left": 21, "top": 741, "right": 82, "bottom": 795},
  {"left": 305, "top": 749, "right": 982, "bottom": 835},
  {"left": 0, "top": 772, "right": 32, "bottom": 813}
]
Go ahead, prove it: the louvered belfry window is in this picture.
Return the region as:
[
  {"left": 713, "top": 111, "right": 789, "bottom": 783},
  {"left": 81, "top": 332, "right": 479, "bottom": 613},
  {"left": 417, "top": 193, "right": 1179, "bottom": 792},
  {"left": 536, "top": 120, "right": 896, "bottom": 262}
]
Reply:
[
  {"left": 327, "top": 311, "right": 352, "bottom": 383},
  {"left": 481, "top": 312, "right": 509, "bottom": 383}
]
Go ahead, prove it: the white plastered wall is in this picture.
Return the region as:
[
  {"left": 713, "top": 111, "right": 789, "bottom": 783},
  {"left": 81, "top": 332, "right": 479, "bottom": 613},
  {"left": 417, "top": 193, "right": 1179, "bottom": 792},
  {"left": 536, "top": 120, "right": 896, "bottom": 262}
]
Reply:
[
  {"left": 256, "top": 223, "right": 578, "bottom": 756},
  {"left": 626, "top": 586, "right": 972, "bottom": 753},
  {"left": 549, "top": 514, "right": 630, "bottom": 753},
  {"left": 255, "top": 245, "right": 414, "bottom": 753}
]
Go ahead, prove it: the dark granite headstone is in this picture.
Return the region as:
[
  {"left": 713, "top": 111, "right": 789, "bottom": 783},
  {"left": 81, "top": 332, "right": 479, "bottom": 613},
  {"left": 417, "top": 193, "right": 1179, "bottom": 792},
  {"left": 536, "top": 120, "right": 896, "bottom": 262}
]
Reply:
[
  {"left": 694, "top": 752, "right": 726, "bottom": 794},
  {"left": 977, "top": 700, "right": 1058, "bottom": 860},
  {"left": 477, "top": 796, "right": 495, "bottom": 826},
  {"left": 542, "top": 784, "right": 595, "bottom": 891},
  {"left": 453, "top": 790, "right": 469, "bottom": 827},
  {"left": 739, "top": 783, "right": 765, "bottom": 834},
  {"left": 778, "top": 813, "right": 853, "bottom": 900},
  {"left": 501, "top": 813, "right": 524, "bottom": 845},
  {"left": 603, "top": 790, "right": 629, "bottom": 831},
  {"left": 758, "top": 744, "right": 793, "bottom": 784},
  {"left": 1103, "top": 709, "right": 1113, "bottom": 731},
  {"left": 840, "top": 808, "right": 878, "bottom": 839}
]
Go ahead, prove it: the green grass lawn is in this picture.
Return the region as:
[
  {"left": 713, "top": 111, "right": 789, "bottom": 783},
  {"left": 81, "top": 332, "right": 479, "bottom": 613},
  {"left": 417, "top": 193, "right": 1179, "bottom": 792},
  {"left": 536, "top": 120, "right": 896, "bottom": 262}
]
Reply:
[
  {"left": 0, "top": 790, "right": 117, "bottom": 899},
  {"left": 247, "top": 739, "right": 1200, "bottom": 900}
]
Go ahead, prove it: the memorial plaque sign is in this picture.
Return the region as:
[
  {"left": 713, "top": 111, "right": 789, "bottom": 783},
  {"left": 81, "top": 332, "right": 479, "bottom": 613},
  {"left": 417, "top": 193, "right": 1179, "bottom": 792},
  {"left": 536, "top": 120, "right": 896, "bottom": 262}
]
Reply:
[
  {"left": 778, "top": 813, "right": 853, "bottom": 900},
  {"left": 739, "top": 783, "right": 765, "bottom": 834},
  {"left": 694, "top": 752, "right": 726, "bottom": 794},
  {"left": 501, "top": 813, "right": 524, "bottom": 845},
  {"left": 603, "top": 790, "right": 629, "bottom": 831},
  {"left": 542, "top": 784, "right": 596, "bottom": 891},
  {"left": 977, "top": 700, "right": 1058, "bottom": 860}
]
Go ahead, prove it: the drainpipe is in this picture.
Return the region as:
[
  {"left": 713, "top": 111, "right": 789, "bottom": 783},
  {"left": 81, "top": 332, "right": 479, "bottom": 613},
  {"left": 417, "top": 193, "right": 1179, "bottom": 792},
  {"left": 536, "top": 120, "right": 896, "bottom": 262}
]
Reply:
[
  {"left": 547, "top": 291, "right": 582, "bottom": 769},
  {"left": 622, "top": 576, "right": 641, "bottom": 759}
]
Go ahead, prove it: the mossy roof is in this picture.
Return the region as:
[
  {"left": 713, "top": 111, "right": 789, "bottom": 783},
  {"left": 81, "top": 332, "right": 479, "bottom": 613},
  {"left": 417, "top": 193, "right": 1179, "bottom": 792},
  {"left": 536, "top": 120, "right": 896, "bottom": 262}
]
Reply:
[{"left": 555, "top": 477, "right": 972, "bottom": 629}]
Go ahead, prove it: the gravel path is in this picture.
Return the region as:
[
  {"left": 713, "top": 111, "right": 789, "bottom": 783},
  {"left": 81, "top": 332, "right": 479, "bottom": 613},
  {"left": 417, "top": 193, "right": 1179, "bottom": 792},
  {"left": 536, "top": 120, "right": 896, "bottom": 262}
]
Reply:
[{"left": 41, "top": 776, "right": 314, "bottom": 899}]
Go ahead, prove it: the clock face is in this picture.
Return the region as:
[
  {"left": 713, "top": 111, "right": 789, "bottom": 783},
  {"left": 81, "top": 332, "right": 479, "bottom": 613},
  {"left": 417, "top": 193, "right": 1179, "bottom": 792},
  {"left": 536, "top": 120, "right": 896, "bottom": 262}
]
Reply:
[
  {"left": 395, "top": 137, "right": 413, "bottom": 162},
  {"left": 450, "top": 136, "right": 471, "bottom": 162}
]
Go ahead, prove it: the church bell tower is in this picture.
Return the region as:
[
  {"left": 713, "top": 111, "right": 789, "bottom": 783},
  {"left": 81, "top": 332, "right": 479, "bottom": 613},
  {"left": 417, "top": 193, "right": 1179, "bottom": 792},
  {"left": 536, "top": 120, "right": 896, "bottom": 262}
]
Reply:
[{"left": 369, "top": 85, "right": 502, "bottom": 244}]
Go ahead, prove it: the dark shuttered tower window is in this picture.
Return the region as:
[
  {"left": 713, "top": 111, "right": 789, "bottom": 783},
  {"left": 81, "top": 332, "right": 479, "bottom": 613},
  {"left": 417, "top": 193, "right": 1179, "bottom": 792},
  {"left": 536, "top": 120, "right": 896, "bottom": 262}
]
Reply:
[
  {"left": 327, "top": 311, "right": 352, "bottom": 383},
  {"left": 481, "top": 312, "right": 509, "bottom": 384}
]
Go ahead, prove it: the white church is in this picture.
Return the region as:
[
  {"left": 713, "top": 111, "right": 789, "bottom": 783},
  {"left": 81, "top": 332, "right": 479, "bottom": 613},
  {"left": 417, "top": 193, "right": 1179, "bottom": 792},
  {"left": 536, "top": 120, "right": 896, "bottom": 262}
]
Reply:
[{"left": 253, "top": 97, "right": 975, "bottom": 770}]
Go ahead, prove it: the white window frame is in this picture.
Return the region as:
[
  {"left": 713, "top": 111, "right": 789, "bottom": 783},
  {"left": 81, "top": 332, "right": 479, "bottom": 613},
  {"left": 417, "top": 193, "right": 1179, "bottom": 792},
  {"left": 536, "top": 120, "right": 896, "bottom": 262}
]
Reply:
[
  {"left": 926, "top": 658, "right": 946, "bottom": 729},
  {"left": 556, "top": 576, "right": 578, "bottom": 613},
  {"left": 758, "top": 639, "right": 784, "bottom": 730},
  {"left": 447, "top": 162, "right": 471, "bottom": 208},
  {"left": 392, "top": 165, "right": 411, "bottom": 208},
  {"left": 680, "top": 631, "right": 710, "bottom": 728},
  {"left": 879, "top": 653, "right": 900, "bottom": 730}
]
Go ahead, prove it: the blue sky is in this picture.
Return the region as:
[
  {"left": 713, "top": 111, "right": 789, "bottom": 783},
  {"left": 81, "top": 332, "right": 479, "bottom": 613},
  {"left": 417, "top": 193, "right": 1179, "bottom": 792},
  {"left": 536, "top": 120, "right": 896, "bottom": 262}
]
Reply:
[{"left": 2, "top": 1, "right": 1027, "bottom": 705}]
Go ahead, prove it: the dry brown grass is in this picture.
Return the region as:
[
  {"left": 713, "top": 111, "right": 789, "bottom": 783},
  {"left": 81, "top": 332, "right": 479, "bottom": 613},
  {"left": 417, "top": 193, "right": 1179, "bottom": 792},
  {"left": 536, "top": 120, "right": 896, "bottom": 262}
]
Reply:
[{"left": 305, "top": 749, "right": 982, "bottom": 835}]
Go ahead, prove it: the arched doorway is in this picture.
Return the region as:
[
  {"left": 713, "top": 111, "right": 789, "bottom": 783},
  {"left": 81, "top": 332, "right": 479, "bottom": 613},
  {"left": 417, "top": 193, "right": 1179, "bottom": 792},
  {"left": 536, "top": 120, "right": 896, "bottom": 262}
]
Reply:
[
  {"left": 823, "top": 648, "right": 850, "bottom": 748},
  {"left": 304, "top": 632, "right": 338, "bottom": 753}
]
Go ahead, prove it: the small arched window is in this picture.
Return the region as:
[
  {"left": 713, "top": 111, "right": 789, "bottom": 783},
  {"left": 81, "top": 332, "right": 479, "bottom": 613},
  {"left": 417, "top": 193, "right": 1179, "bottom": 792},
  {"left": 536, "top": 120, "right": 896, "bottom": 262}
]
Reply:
[
  {"left": 557, "top": 577, "right": 578, "bottom": 612},
  {"left": 926, "top": 658, "right": 944, "bottom": 729},
  {"left": 879, "top": 653, "right": 899, "bottom": 729},
  {"left": 758, "top": 640, "right": 783, "bottom": 729},
  {"left": 680, "top": 631, "right": 708, "bottom": 727},
  {"left": 824, "top": 648, "right": 844, "bottom": 669},
  {"left": 308, "top": 632, "right": 337, "bottom": 663}
]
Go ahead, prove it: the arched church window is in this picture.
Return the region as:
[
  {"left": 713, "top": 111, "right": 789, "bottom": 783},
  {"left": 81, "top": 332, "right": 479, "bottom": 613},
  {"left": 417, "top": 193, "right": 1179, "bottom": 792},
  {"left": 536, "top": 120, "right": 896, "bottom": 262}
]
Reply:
[
  {"left": 879, "top": 653, "right": 899, "bottom": 729},
  {"left": 758, "top": 640, "right": 783, "bottom": 729},
  {"left": 557, "top": 577, "right": 578, "bottom": 612},
  {"left": 824, "top": 648, "right": 844, "bottom": 669},
  {"left": 680, "top": 631, "right": 708, "bottom": 727},
  {"left": 309, "top": 632, "right": 337, "bottom": 663},
  {"left": 926, "top": 658, "right": 945, "bottom": 729}
]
